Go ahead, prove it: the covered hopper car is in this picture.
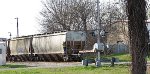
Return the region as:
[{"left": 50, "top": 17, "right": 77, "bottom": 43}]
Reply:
[{"left": 7, "top": 31, "right": 96, "bottom": 62}]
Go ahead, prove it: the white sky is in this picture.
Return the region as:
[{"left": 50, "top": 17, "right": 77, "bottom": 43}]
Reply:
[
  {"left": 0, "top": 0, "right": 115, "bottom": 38},
  {"left": 0, "top": 0, "right": 42, "bottom": 38}
]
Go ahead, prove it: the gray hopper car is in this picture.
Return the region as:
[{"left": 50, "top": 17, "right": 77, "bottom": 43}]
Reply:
[{"left": 7, "top": 31, "right": 94, "bottom": 62}]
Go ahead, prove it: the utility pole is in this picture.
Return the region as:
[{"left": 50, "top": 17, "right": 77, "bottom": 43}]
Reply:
[
  {"left": 96, "top": 0, "right": 101, "bottom": 67},
  {"left": 15, "top": 17, "right": 19, "bottom": 37}
]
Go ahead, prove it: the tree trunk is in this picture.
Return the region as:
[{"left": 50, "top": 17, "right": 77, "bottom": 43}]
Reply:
[{"left": 126, "top": 0, "right": 149, "bottom": 74}]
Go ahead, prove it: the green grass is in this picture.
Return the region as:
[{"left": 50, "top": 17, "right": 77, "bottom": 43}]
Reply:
[
  {"left": 84, "top": 53, "right": 131, "bottom": 62},
  {"left": 101, "top": 53, "right": 150, "bottom": 62},
  {"left": 85, "top": 53, "right": 150, "bottom": 62},
  {"left": 0, "top": 64, "right": 28, "bottom": 68},
  {"left": 101, "top": 53, "right": 131, "bottom": 62},
  {"left": 0, "top": 65, "right": 130, "bottom": 74}
]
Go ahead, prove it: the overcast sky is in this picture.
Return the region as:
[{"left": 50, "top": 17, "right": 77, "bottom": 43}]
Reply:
[
  {"left": 0, "top": 0, "right": 43, "bottom": 38},
  {"left": 0, "top": 0, "right": 116, "bottom": 38}
]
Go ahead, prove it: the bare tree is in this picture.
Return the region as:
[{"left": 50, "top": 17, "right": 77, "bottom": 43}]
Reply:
[
  {"left": 39, "top": 0, "right": 96, "bottom": 33},
  {"left": 71, "top": 0, "right": 95, "bottom": 31},
  {"left": 39, "top": 0, "right": 72, "bottom": 32}
]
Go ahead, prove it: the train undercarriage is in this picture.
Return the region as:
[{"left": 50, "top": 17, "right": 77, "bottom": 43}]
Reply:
[
  {"left": 6, "top": 51, "right": 97, "bottom": 62},
  {"left": 6, "top": 53, "right": 83, "bottom": 62}
]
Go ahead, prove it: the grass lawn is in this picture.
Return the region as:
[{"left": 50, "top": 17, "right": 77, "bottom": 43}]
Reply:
[
  {"left": 0, "top": 65, "right": 130, "bottom": 74},
  {"left": 101, "top": 53, "right": 150, "bottom": 62},
  {"left": 101, "top": 53, "right": 131, "bottom": 62},
  {"left": 0, "top": 64, "right": 28, "bottom": 68}
]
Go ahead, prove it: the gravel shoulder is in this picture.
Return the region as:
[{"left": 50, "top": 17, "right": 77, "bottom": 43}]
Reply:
[
  {"left": 0, "top": 62, "right": 82, "bottom": 71},
  {"left": 7, "top": 62, "right": 82, "bottom": 68}
]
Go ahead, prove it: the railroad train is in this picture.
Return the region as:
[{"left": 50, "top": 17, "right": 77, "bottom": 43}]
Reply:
[{"left": 6, "top": 31, "right": 96, "bottom": 62}]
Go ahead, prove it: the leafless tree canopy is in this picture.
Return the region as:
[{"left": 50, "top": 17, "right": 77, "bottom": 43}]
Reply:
[
  {"left": 39, "top": 0, "right": 96, "bottom": 32},
  {"left": 39, "top": 0, "right": 127, "bottom": 33}
]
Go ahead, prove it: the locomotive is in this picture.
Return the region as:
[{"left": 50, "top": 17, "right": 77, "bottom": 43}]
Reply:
[{"left": 7, "top": 31, "right": 96, "bottom": 62}]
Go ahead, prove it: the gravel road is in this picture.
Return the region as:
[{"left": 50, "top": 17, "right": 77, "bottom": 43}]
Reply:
[
  {"left": 7, "top": 62, "right": 83, "bottom": 68},
  {"left": 0, "top": 62, "right": 83, "bottom": 71}
]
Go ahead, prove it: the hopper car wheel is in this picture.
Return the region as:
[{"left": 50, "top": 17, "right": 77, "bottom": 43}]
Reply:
[
  {"left": 11, "top": 56, "right": 17, "bottom": 62},
  {"left": 77, "top": 57, "right": 82, "bottom": 62},
  {"left": 63, "top": 55, "right": 70, "bottom": 62}
]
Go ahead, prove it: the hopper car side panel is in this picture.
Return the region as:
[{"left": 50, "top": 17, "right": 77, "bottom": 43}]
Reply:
[
  {"left": 32, "top": 36, "right": 63, "bottom": 54},
  {"left": 51, "top": 35, "right": 61, "bottom": 53},
  {"left": 46, "top": 36, "right": 52, "bottom": 53},
  {"left": 16, "top": 38, "right": 30, "bottom": 55},
  {"left": 9, "top": 37, "right": 31, "bottom": 61},
  {"left": 32, "top": 37, "right": 39, "bottom": 54},
  {"left": 32, "top": 34, "right": 66, "bottom": 54},
  {"left": 9, "top": 40, "right": 17, "bottom": 55},
  {"left": 24, "top": 38, "right": 30, "bottom": 53},
  {"left": 31, "top": 33, "right": 66, "bottom": 61}
]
